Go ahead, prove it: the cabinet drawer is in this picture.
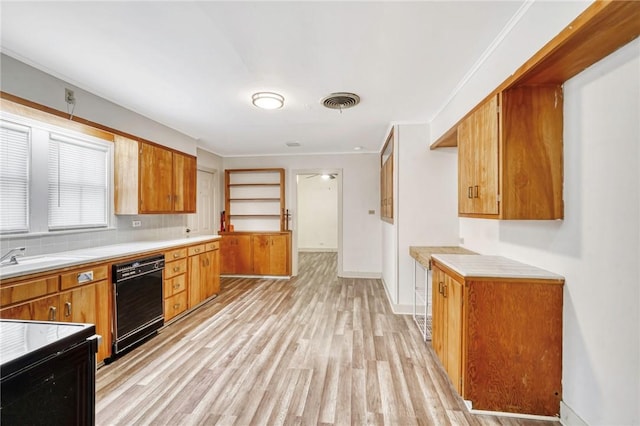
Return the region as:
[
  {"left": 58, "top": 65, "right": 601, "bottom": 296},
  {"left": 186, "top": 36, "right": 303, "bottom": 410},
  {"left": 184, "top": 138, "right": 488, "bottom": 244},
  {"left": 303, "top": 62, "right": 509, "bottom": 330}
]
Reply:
[
  {"left": 205, "top": 241, "right": 220, "bottom": 251},
  {"left": 1, "top": 276, "right": 59, "bottom": 307},
  {"left": 165, "top": 259, "right": 187, "bottom": 279},
  {"left": 164, "top": 274, "right": 186, "bottom": 298},
  {"left": 166, "top": 247, "right": 187, "bottom": 261},
  {"left": 188, "top": 244, "right": 205, "bottom": 256},
  {"left": 60, "top": 265, "right": 108, "bottom": 290},
  {"left": 164, "top": 291, "right": 187, "bottom": 321}
]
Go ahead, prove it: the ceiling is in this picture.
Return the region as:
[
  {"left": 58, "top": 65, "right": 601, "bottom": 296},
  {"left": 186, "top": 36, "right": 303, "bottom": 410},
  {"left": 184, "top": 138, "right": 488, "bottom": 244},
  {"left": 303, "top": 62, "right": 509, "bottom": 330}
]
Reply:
[{"left": 0, "top": 1, "right": 526, "bottom": 156}]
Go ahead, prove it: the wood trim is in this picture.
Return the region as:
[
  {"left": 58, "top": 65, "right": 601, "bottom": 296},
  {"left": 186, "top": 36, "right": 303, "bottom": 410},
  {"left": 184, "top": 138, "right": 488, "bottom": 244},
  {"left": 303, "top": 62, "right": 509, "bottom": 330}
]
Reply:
[
  {"left": 0, "top": 92, "right": 196, "bottom": 159},
  {"left": 431, "top": 0, "right": 640, "bottom": 149}
]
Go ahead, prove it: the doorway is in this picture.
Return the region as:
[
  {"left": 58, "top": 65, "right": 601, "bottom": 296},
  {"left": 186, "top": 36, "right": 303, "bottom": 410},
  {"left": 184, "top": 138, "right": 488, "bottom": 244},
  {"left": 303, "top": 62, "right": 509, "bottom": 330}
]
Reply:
[
  {"left": 293, "top": 169, "right": 342, "bottom": 276},
  {"left": 188, "top": 169, "right": 216, "bottom": 235}
]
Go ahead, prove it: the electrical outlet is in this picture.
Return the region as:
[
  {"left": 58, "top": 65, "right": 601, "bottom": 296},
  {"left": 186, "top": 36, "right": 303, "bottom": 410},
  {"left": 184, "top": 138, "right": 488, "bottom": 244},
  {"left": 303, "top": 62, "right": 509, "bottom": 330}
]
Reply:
[
  {"left": 132, "top": 220, "right": 141, "bottom": 228},
  {"left": 368, "top": 210, "right": 375, "bottom": 215},
  {"left": 65, "top": 88, "right": 75, "bottom": 105}
]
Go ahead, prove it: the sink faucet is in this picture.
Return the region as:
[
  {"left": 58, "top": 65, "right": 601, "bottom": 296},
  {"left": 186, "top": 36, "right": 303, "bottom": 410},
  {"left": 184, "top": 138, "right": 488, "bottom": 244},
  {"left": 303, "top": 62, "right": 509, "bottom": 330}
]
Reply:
[{"left": 0, "top": 247, "right": 26, "bottom": 265}]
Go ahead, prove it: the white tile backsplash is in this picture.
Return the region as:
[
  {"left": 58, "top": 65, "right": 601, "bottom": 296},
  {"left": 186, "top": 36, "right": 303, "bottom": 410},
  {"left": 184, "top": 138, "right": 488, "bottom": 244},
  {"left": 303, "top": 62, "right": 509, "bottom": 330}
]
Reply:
[{"left": 1, "top": 215, "right": 191, "bottom": 257}]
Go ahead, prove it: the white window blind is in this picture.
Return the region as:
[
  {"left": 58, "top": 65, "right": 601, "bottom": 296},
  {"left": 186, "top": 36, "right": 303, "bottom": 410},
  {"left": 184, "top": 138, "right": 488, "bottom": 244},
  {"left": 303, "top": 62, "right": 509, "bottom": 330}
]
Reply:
[
  {"left": 0, "top": 120, "right": 30, "bottom": 233},
  {"left": 48, "top": 133, "right": 109, "bottom": 230}
]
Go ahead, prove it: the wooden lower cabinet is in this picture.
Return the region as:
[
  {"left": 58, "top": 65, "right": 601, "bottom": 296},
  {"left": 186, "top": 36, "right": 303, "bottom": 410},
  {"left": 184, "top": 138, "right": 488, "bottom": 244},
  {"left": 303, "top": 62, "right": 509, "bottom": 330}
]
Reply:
[
  {"left": 164, "top": 247, "right": 189, "bottom": 322},
  {"left": 221, "top": 232, "right": 291, "bottom": 276},
  {"left": 431, "top": 260, "right": 563, "bottom": 417},
  {"left": 221, "top": 234, "right": 252, "bottom": 274},
  {"left": 188, "top": 242, "right": 221, "bottom": 309},
  {"left": 252, "top": 233, "right": 290, "bottom": 275},
  {"left": 1, "top": 269, "right": 112, "bottom": 363},
  {"left": 59, "top": 279, "right": 111, "bottom": 363}
]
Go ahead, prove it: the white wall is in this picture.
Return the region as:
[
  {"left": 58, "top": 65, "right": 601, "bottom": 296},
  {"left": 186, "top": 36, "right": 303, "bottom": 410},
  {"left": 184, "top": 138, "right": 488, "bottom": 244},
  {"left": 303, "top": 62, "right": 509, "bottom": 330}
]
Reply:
[
  {"left": 297, "top": 174, "right": 338, "bottom": 251},
  {"left": 1, "top": 54, "right": 197, "bottom": 155},
  {"left": 223, "top": 154, "right": 381, "bottom": 277},
  {"left": 380, "top": 124, "right": 459, "bottom": 313},
  {"left": 429, "top": 2, "right": 639, "bottom": 423},
  {"left": 396, "top": 124, "right": 459, "bottom": 310}
]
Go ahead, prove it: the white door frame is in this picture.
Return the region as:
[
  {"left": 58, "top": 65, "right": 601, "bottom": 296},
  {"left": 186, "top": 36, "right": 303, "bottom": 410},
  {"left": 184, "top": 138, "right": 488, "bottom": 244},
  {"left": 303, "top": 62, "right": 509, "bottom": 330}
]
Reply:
[{"left": 291, "top": 168, "right": 343, "bottom": 276}]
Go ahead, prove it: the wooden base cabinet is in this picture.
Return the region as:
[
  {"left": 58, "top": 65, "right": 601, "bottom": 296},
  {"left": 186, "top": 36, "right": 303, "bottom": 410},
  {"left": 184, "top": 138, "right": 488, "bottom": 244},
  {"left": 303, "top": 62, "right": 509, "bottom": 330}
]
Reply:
[
  {"left": 188, "top": 241, "right": 221, "bottom": 309},
  {"left": 221, "top": 232, "right": 291, "bottom": 276},
  {"left": 431, "top": 259, "right": 563, "bottom": 417},
  {"left": 1, "top": 265, "right": 112, "bottom": 364},
  {"left": 164, "top": 246, "right": 188, "bottom": 322}
]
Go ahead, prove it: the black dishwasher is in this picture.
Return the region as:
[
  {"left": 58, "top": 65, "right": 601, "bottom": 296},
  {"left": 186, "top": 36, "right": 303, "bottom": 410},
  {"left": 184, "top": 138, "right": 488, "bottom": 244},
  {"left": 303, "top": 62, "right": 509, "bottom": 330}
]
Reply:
[
  {"left": 0, "top": 320, "right": 99, "bottom": 425},
  {"left": 112, "top": 254, "right": 165, "bottom": 356}
]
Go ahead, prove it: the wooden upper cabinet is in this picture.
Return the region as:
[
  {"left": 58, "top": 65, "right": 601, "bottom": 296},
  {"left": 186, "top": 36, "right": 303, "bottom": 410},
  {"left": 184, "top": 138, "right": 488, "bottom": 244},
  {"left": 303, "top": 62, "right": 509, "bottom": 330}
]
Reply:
[
  {"left": 380, "top": 128, "right": 394, "bottom": 223},
  {"left": 114, "top": 136, "right": 197, "bottom": 214},
  {"left": 173, "top": 152, "right": 197, "bottom": 213},
  {"left": 458, "top": 96, "right": 499, "bottom": 216},
  {"left": 457, "top": 86, "right": 563, "bottom": 219},
  {"left": 140, "top": 142, "right": 173, "bottom": 213}
]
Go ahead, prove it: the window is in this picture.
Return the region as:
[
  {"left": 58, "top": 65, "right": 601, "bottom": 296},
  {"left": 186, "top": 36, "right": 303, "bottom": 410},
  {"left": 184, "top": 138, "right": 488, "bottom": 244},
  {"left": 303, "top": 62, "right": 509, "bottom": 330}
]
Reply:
[
  {"left": 0, "top": 120, "right": 30, "bottom": 233},
  {"left": 48, "top": 133, "right": 109, "bottom": 230},
  {"left": 0, "top": 113, "right": 112, "bottom": 235}
]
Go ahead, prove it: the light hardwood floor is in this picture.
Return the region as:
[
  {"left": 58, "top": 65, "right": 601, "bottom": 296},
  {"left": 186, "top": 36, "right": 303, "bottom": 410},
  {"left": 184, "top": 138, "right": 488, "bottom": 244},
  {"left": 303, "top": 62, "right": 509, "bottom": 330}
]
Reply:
[{"left": 96, "top": 252, "right": 559, "bottom": 425}]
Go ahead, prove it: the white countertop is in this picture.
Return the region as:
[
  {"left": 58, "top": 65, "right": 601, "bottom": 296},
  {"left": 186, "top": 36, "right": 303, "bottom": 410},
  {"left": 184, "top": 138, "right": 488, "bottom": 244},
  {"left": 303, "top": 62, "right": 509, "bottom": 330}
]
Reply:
[
  {"left": 431, "top": 254, "right": 564, "bottom": 281},
  {"left": 0, "top": 235, "right": 221, "bottom": 280}
]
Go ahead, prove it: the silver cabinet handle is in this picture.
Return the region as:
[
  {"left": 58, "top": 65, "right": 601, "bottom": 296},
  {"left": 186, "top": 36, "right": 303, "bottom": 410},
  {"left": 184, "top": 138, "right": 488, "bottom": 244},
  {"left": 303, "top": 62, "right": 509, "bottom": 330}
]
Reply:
[
  {"left": 49, "top": 306, "right": 57, "bottom": 321},
  {"left": 65, "top": 302, "right": 72, "bottom": 317}
]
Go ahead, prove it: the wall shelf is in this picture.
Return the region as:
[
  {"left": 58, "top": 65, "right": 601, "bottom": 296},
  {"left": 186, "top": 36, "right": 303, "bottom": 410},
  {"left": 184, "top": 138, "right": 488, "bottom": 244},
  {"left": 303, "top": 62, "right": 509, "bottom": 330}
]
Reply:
[{"left": 224, "top": 168, "right": 286, "bottom": 232}]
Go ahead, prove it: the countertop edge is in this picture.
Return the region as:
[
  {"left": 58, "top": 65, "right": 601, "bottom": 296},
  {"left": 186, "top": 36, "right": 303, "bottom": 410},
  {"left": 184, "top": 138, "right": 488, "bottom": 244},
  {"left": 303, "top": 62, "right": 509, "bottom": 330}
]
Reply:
[
  {"left": 431, "top": 254, "right": 565, "bottom": 281},
  {"left": 0, "top": 235, "right": 221, "bottom": 281}
]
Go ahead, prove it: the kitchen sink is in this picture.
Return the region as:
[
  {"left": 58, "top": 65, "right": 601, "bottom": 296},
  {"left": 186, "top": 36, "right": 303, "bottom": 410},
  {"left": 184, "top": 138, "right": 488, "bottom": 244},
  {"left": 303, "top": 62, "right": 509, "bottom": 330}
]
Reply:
[{"left": 0, "top": 255, "right": 94, "bottom": 268}]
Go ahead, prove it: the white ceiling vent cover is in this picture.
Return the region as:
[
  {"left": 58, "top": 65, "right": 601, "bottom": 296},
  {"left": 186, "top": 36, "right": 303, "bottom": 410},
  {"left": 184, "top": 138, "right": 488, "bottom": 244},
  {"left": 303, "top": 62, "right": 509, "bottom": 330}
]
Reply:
[{"left": 321, "top": 92, "right": 361, "bottom": 110}]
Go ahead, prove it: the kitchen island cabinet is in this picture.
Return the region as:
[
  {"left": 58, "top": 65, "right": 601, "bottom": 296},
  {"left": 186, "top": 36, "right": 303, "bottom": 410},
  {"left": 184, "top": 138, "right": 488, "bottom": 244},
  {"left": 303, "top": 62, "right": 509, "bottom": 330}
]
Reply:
[{"left": 431, "top": 254, "right": 564, "bottom": 417}]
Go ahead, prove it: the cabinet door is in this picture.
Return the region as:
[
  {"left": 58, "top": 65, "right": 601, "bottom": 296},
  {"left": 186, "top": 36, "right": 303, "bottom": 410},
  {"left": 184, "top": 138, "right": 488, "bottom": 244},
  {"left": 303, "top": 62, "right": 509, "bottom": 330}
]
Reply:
[
  {"left": 444, "top": 275, "right": 464, "bottom": 393},
  {"left": 173, "top": 152, "right": 196, "bottom": 213},
  {"left": 1, "top": 295, "right": 60, "bottom": 321},
  {"left": 139, "top": 142, "right": 173, "bottom": 213},
  {"left": 209, "top": 248, "right": 220, "bottom": 296},
  {"left": 252, "top": 234, "right": 271, "bottom": 275},
  {"left": 269, "top": 234, "right": 289, "bottom": 275},
  {"left": 474, "top": 96, "right": 499, "bottom": 215},
  {"left": 59, "top": 281, "right": 111, "bottom": 363},
  {"left": 458, "top": 96, "right": 499, "bottom": 216},
  {"left": 457, "top": 117, "right": 475, "bottom": 215},
  {"left": 431, "top": 266, "right": 445, "bottom": 360},
  {"left": 188, "top": 254, "right": 202, "bottom": 308},
  {"left": 221, "top": 235, "right": 251, "bottom": 274}
]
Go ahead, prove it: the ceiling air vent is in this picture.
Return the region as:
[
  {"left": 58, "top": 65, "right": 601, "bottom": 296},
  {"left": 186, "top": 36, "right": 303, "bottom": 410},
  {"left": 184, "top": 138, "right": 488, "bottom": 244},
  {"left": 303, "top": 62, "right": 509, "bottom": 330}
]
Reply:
[{"left": 321, "top": 92, "right": 360, "bottom": 111}]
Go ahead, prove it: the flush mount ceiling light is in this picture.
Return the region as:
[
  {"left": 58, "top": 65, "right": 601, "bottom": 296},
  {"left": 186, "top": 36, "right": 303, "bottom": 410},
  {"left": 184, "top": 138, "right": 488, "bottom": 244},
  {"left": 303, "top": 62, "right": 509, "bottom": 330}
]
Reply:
[{"left": 252, "top": 92, "right": 284, "bottom": 110}]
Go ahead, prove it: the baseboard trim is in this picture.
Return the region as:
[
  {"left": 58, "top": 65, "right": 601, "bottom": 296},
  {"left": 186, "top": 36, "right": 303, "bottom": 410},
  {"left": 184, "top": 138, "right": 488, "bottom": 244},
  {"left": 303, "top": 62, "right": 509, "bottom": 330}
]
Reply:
[
  {"left": 466, "top": 400, "right": 560, "bottom": 423},
  {"left": 339, "top": 271, "right": 381, "bottom": 279},
  {"left": 298, "top": 248, "right": 337, "bottom": 253},
  {"left": 560, "top": 401, "right": 588, "bottom": 426},
  {"left": 220, "top": 274, "right": 291, "bottom": 280},
  {"left": 390, "top": 304, "right": 413, "bottom": 315}
]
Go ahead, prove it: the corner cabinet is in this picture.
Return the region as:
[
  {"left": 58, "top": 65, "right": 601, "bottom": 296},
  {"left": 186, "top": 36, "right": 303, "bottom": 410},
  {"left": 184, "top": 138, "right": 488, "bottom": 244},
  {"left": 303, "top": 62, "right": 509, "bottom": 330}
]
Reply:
[
  {"left": 114, "top": 135, "right": 196, "bottom": 214},
  {"left": 458, "top": 86, "right": 564, "bottom": 219},
  {"left": 431, "top": 255, "right": 564, "bottom": 417}
]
